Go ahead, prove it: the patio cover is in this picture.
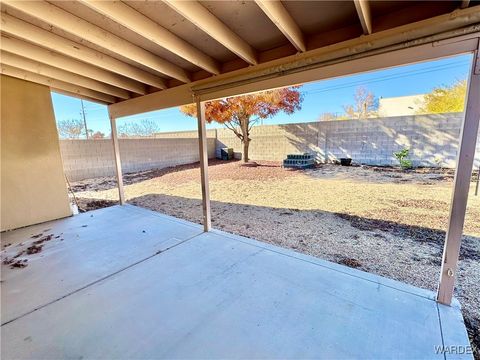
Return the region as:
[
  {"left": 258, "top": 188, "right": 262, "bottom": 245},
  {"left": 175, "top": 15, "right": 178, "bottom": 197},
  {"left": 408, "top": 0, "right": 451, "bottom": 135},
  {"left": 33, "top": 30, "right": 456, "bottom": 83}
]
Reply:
[{"left": 0, "top": 1, "right": 478, "bottom": 107}]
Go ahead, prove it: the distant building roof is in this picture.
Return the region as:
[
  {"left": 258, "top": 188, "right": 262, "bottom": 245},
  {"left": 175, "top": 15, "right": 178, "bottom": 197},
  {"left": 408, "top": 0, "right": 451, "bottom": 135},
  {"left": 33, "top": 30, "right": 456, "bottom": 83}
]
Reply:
[{"left": 379, "top": 94, "right": 425, "bottom": 117}]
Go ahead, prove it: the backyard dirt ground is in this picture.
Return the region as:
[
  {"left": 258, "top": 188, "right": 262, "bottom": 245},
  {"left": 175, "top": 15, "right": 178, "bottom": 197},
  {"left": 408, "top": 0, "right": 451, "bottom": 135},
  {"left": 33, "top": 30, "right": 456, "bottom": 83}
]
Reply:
[{"left": 72, "top": 160, "right": 480, "bottom": 355}]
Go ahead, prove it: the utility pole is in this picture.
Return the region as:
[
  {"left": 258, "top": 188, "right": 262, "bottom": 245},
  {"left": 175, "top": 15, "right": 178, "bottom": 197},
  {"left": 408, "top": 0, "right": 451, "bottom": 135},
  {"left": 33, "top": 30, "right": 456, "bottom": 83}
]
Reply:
[{"left": 80, "top": 99, "right": 88, "bottom": 139}]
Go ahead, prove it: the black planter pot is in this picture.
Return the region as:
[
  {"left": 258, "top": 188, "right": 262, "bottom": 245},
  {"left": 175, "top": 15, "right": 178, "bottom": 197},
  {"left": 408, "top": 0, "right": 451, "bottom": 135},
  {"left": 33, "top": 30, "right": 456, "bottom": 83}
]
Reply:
[{"left": 340, "top": 158, "right": 352, "bottom": 166}]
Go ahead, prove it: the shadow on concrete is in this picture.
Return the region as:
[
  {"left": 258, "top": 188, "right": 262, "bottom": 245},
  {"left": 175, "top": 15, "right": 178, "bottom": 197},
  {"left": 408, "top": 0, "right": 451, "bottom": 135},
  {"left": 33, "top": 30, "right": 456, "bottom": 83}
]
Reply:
[
  {"left": 76, "top": 191, "right": 479, "bottom": 355},
  {"left": 130, "top": 193, "right": 480, "bottom": 356}
]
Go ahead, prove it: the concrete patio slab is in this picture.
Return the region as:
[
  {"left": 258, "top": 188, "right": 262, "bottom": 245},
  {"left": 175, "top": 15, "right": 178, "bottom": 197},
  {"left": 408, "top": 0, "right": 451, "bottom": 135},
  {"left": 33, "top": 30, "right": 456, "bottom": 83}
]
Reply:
[
  {"left": 1, "top": 205, "right": 202, "bottom": 324},
  {"left": 0, "top": 205, "right": 472, "bottom": 359}
]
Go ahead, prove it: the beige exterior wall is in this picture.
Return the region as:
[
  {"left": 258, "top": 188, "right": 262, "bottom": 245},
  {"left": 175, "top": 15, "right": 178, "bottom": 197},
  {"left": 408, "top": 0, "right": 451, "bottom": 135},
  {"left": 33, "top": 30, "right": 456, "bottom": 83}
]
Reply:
[{"left": 1, "top": 75, "right": 71, "bottom": 231}]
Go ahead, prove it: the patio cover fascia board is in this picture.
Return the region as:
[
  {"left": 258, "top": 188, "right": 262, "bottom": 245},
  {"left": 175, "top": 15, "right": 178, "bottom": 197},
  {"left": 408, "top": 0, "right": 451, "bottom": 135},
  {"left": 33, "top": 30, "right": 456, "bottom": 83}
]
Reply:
[
  {"left": 191, "top": 35, "right": 479, "bottom": 103},
  {"left": 108, "top": 6, "right": 480, "bottom": 119},
  {"left": 110, "top": 35, "right": 478, "bottom": 119}
]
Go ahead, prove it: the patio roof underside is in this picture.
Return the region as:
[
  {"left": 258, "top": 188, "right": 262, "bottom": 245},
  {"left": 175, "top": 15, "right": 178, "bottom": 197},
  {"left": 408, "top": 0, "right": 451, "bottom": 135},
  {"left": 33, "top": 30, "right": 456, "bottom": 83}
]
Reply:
[{"left": 1, "top": 0, "right": 479, "bottom": 115}]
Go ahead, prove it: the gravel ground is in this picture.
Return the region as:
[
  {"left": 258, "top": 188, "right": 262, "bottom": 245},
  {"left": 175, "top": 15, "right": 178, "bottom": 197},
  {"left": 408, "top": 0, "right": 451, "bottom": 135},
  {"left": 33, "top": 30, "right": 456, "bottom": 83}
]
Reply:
[{"left": 72, "top": 160, "right": 480, "bottom": 356}]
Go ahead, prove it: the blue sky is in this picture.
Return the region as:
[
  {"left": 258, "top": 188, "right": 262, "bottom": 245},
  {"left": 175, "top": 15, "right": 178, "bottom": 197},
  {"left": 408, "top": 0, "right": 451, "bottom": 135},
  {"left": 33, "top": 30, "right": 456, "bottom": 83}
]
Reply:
[{"left": 51, "top": 53, "right": 472, "bottom": 136}]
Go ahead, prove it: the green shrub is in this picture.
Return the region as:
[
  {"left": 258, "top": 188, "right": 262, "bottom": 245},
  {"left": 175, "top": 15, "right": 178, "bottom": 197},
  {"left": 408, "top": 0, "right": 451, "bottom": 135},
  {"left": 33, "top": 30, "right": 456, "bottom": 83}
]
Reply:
[{"left": 394, "top": 148, "right": 413, "bottom": 170}]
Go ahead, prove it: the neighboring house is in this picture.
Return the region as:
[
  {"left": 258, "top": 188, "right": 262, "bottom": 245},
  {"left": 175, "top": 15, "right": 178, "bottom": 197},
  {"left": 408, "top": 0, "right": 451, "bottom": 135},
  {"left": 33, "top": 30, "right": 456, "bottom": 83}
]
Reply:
[{"left": 378, "top": 94, "right": 425, "bottom": 116}]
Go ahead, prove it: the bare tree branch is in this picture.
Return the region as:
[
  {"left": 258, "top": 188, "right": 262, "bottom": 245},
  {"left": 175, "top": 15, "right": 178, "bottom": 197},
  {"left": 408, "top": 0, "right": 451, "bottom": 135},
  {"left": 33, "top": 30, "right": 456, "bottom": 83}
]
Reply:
[
  {"left": 248, "top": 118, "right": 259, "bottom": 132},
  {"left": 57, "top": 119, "right": 85, "bottom": 139},
  {"left": 118, "top": 119, "right": 160, "bottom": 138},
  {"left": 224, "top": 121, "right": 244, "bottom": 141}
]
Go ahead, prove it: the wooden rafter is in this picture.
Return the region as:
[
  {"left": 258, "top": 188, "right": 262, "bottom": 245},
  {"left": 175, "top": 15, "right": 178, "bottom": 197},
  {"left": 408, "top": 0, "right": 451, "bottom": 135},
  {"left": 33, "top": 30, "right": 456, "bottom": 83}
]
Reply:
[
  {"left": 1, "top": 51, "right": 130, "bottom": 99},
  {"left": 0, "top": 64, "right": 116, "bottom": 104},
  {"left": 354, "top": 0, "right": 372, "bottom": 35},
  {"left": 255, "top": 0, "right": 306, "bottom": 52},
  {"left": 2, "top": 0, "right": 190, "bottom": 83},
  {"left": 0, "top": 13, "right": 165, "bottom": 90},
  {"left": 164, "top": 0, "right": 258, "bottom": 65},
  {"left": 0, "top": 35, "right": 146, "bottom": 95},
  {"left": 52, "top": 89, "right": 112, "bottom": 106},
  {"left": 81, "top": 0, "right": 220, "bottom": 75}
]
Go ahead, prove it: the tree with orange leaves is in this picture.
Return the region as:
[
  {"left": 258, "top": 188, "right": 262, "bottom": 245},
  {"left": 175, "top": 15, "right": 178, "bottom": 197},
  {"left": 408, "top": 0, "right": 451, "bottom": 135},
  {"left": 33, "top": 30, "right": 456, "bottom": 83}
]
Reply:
[{"left": 180, "top": 87, "right": 303, "bottom": 163}]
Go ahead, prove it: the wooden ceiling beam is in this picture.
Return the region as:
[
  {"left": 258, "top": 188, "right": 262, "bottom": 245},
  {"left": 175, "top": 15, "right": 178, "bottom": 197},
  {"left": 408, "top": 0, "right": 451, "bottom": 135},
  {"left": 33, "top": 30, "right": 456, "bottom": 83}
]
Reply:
[
  {"left": 0, "top": 13, "right": 165, "bottom": 90},
  {"left": 0, "top": 64, "right": 116, "bottom": 104},
  {"left": 255, "top": 0, "right": 306, "bottom": 52},
  {"left": 81, "top": 0, "right": 220, "bottom": 75},
  {"left": 109, "top": 3, "right": 480, "bottom": 119},
  {"left": 1, "top": 51, "right": 131, "bottom": 99},
  {"left": 0, "top": 35, "right": 146, "bottom": 95},
  {"left": 164, "top": 0, "right": 258, "bottom": 65},
  {"left": 354, "top": 0, "right": 373, "bottom": 35},
  {"left": 51, "top": 89, "right": 111, "bottom": 106},
  {"left": 2, "top": 0, "right": 190, "bottom": 83}
]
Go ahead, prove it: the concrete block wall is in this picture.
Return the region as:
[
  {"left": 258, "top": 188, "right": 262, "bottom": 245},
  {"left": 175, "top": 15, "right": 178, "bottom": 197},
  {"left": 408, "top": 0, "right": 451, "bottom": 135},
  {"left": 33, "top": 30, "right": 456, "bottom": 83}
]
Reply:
[
  {"left": 322, "top": 114, "right": 467, "bottom": 167},
  {"left": 60, "top": 139, "right": 115, "bottom": 181},
  {"left": 216, "top": 122, "right": 322, "bottom": 161},
  {"left": 216, "top": 113, "right": 480, "bottom": 168},
  {"left": 60, "top": 137, "right": 216, "bottom": 181},
  {"left": 60, "top": 113, "right": 480, "bottom": 181}
]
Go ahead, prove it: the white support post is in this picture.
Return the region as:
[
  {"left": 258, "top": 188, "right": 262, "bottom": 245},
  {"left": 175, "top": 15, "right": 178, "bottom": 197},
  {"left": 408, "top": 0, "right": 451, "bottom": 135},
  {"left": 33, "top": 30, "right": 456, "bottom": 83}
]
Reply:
[
  {"left": 108, "top": 109, "right": 126, "bottom": 205},
  {"left": 195, "top": 97, "right": 212, "bottom": 232},
  {"left": 437, "top": 41, "right": 480, "bottom": 305}
]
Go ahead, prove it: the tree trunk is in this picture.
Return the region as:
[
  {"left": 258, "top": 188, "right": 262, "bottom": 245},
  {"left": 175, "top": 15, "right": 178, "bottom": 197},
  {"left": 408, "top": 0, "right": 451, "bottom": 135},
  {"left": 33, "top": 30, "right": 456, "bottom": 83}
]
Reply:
[
  {"left": 240, "top": 117, "right": 250, "bottom": 163},
  {"left": 243, "top": 139, "right": 249, "bottom": 163}
]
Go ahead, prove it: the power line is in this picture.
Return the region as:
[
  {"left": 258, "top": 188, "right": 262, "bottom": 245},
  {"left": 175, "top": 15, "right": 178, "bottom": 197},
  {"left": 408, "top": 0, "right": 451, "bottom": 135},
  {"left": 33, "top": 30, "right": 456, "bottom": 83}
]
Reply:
[
  {"left": 303, "top": 60, "right": 469, "bottom": 95},
  {"left": 306, "top": 59, "right": 469, "bottom": 91}
]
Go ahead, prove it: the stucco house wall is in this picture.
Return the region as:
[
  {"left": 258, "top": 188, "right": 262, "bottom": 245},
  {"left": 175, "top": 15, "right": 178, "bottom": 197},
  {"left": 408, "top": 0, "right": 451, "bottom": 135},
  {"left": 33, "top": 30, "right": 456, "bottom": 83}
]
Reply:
[{"left": 1, "top": 75, "right": 71, "bottom": 231}]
